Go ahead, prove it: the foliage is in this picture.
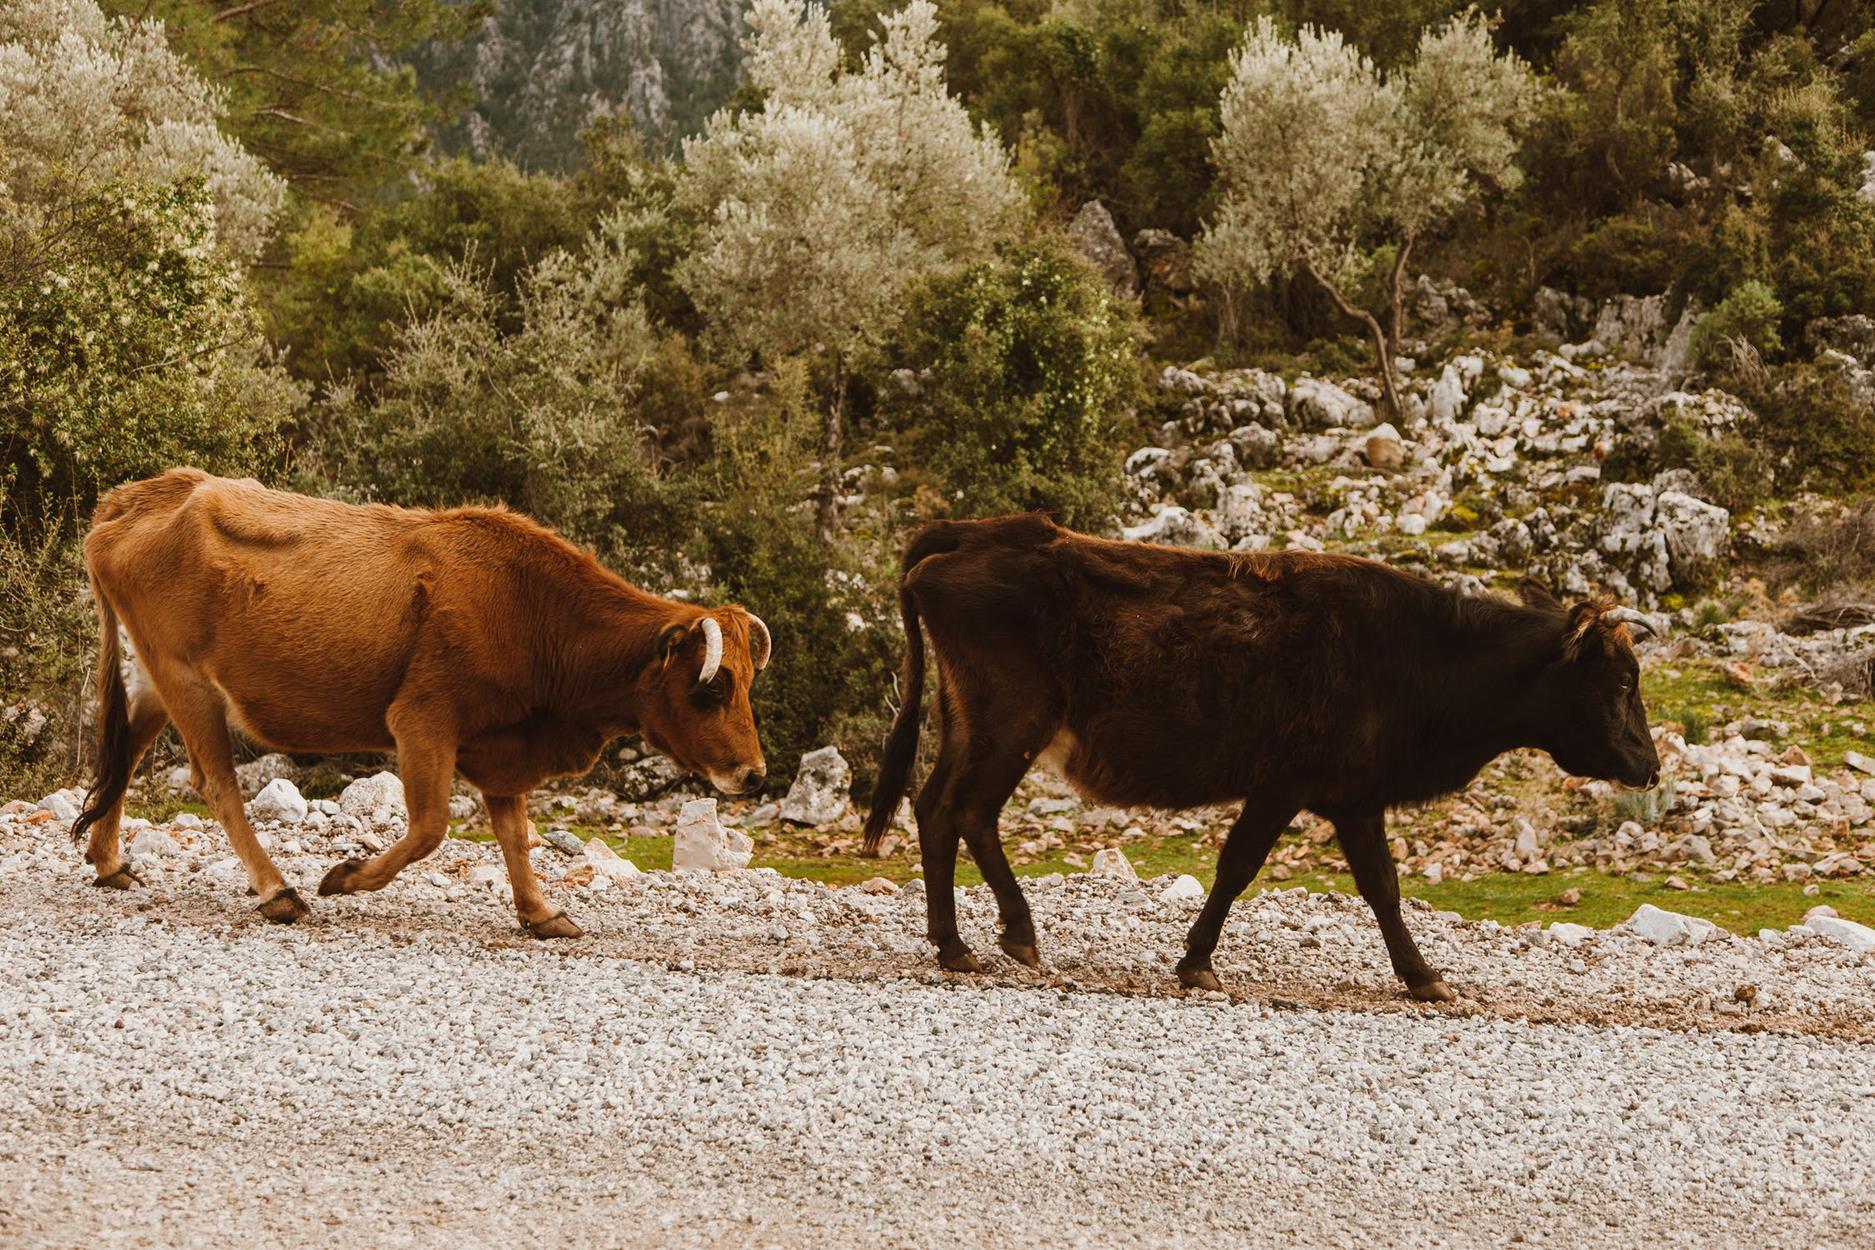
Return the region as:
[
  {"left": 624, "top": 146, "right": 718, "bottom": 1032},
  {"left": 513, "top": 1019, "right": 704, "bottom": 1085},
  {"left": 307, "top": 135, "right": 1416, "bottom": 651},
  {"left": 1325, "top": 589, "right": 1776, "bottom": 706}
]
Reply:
[
  {"left": 0, "top": 0, "right": 286, "bottom": 263},
  {"left": 0, "top": 529, "right": 94, "bottom": 797},
  {"left": 678, "top": 0, "right": 1026, "bottom": 535},
  {"left": 691, "top": 361, "right": 899, "bottom": 777},
  {"left": 1722, "top": 360, "right": 1875, "bottom": 497},
  {"left": 1, "top": 1, "right": 299, "bottom": 536},
  {"left": 264, "top": 156, "right": 593, "bottom": 383},
  {"left": 1196, "top": 9, "right": 1539, "bottom": 410},
  {"left": 97, "top": 0, "right": 483, "bottom": 210},
  {"left": 1691, "top": 280, "right": 1783, "bottom": 366},
  {"left": 306, "top": 223, "right": 687, "bottom": 580},
  {"left": 2, "top": 184, "right": 300, "bottom": 535},
  {"left": 883, "top": 235, "right": 1141, "bottom": 529}
]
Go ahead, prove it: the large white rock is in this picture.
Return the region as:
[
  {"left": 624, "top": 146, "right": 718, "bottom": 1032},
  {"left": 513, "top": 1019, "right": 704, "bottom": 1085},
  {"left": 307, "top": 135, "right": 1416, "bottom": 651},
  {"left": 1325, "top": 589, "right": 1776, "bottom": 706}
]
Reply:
[
  {"left": 1159, "top": 874, "right": 1206, "bottom": 906},
  {"left": 1625, "top": 903, "right": 1717, "bottom": 947},
  {"left": 248, "top": 777, "right": 309, "bottom": 824},
  {"left": 234, "top": 753, "right": 296, "bottom": 798},
  {"left": 1089, "top": 847, "right": 1138, "bottom": 880},
  {"left": 1805, "top": 913, "right": 1875, "bottom": 953},
  {"left": 1426, "top": 364, "right": 1468, "bottom": 424},
  {"left": 338, "top": 771, "right": 406, "bottom": 826},
  {"left": 583, "top": 837, "right": 642, "bottom": 883},
  {"left": 1653, "top": 490, "right": 1729, "bottom": 570},
  {"left": 780, "top": 747, "right": 852, "bottom": 826},
  {"left": 129, "top": 826, "right": 181, "bottom": 857},
  {"left": 672, "top": 798, "right": 753, "bottom": 872},
  {"left": 36, "top": 790, "right": 81, "bottom": 825},
  {"left": 1546, "top": 922, "right": 1594, "bottom": 948},
  {"left": 1288, "top": 377, "right": 1376, "bottom": 430}
]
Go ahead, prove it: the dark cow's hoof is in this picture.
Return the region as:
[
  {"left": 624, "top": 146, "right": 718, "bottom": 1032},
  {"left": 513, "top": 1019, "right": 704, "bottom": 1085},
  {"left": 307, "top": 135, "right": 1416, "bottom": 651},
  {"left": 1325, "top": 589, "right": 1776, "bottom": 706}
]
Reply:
[
  {"left": 318, "top": 859, "right": 368, "bottom": 896},
  {"left": 258, "top": 887, "right": 308, "bottom": 924},
  {"left": 936, "top": 942, "right": 983, "bottom": 974},
  {"left": 1407, "top": 977, "right": 1455, "bottom": 1003},
  {"left": 525, "top": 910, "right": 583, "bottom": 940},
  {"left": 998, "top": 935, "right": 1042, "bottom": 968},
  {"left": 1177, "top": 965, "right": 1223, "bottom": 993},
  {"left": 92, "top": 866, "right": 142, "bottom": 891}
]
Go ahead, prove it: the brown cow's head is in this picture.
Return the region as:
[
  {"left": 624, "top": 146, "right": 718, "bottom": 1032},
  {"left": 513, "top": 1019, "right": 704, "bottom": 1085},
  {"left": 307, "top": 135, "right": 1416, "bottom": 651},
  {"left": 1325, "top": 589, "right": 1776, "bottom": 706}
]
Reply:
[
  {"left": 1529, "top": 599, "right": 1660, "bottom": 790},
  {"left": 638, "top": 608, "right": 771, "bottom": 795}
]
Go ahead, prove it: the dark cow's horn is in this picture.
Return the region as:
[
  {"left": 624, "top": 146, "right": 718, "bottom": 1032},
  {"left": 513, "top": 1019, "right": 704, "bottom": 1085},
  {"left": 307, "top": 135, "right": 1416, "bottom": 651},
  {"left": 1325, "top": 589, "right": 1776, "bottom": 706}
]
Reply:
[
  {"left": 1604, "top": 607, "right": 1656, "bottom": 639},
  {"left": 748, "top": 613, "right": 771, "bottom": 671},
  {"left": 698, "top": 616, "right": 723, "bottom": 684}
]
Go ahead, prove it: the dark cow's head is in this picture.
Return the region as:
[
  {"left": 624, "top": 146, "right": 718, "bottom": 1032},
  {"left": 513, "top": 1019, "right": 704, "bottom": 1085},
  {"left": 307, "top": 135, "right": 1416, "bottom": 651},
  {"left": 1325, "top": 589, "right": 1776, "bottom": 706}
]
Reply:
[
  {"left": 639, "top": 607, "right": 771, "bottom": 795},
  {"left": 1525, "top": 593, "right": 1660, "bottom": 790}
]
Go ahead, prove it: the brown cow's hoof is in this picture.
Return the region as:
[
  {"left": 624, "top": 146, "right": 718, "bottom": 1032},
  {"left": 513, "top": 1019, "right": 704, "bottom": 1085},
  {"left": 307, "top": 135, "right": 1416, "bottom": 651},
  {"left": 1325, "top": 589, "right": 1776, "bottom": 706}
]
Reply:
[
  {"left": 257, "top": 887, "right": 308, "bottom": 924},
  {"left": 318, "top": 859, "right": 368, "bottom": 896},
  {"left": 1407, "top": 978, "right": 1455, "bottom": 1003},
  {"left": 1177, "top": 966, "right": 1223, "bottom": 993},
  {"left": 998, "top": 935, "right": 1042, "bottom": 968},
  {"left": 92, "top": 866, "right": 142, "bottom": 890},
  {"left": 525, "top": 911, "right": 583, "bottom": 940}
]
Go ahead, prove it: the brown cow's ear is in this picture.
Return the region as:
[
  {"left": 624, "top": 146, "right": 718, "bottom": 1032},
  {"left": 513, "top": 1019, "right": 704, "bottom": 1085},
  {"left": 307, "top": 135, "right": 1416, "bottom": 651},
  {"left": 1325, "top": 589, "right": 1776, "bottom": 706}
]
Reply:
[{"left": 656, "top": 623, "right": 688, "bottom": 669}]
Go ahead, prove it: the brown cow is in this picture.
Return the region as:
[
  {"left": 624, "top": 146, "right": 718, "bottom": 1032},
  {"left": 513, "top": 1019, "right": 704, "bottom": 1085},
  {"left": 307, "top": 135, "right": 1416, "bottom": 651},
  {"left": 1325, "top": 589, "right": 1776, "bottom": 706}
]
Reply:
[
  {"left": 72, "top": 468, "right": 771, "bottom": 936},
  {"left": 863, "top": 514, "right": 1659, "bottom": 1001}
]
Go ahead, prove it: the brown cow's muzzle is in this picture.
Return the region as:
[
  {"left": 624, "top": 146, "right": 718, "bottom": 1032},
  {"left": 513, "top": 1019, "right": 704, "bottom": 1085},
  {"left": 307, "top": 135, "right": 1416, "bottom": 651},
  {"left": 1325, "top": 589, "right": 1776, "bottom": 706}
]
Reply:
[{"left": 710, "top": 765, "right": 767, "bottom": 796}]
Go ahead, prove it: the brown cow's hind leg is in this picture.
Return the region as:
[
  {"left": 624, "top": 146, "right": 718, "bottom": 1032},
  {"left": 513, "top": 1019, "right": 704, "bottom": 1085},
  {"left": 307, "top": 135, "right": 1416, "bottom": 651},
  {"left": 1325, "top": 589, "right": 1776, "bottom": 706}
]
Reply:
[
  {"left": 159, "top": 677, "right": 304, "bottom": 922},
  {"left": 319, "top": 734, "right": 454, "bottom": 900},
  {"left": 485, "top": 792, "right": 580, "bottom": 938},
  {"left": 86, "top": 697, "right": 170, "bottom": 889},
  {"left": 1177, "top": 794, "right": 1299, "bottom": 992},
  {"left": 1337, "top": 812, "right": 1452, "bottom": 1002}
]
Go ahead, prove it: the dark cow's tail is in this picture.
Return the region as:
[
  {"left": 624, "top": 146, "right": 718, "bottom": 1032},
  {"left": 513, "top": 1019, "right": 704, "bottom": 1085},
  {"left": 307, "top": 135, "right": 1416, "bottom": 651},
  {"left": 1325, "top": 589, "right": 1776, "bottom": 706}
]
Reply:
[
  {"left": 862, "top": 524, "right": 966, "bottom": 855},
  {"left": 72, "top": 587, "right": 130, "bottom": 846}
]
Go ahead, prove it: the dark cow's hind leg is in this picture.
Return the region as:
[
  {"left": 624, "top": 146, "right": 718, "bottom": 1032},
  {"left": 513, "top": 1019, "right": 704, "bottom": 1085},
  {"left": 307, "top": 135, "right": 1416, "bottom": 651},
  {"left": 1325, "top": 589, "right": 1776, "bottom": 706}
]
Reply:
[
  {"left": 1177, "top": 794, "right": 1298, "bottom": 992},
  {"left": 916, "top": 713, "right": 1045, "bottom": 974},
  {"left": 1337, "top": 812, "right": 1452, "bottom": 1003}
]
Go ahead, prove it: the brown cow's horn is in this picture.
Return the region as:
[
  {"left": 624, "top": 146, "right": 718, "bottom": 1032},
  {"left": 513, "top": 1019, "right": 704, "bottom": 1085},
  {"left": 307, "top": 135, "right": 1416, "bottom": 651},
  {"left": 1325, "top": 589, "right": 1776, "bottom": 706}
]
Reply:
[
  {"left": 748, "top": 613, "right": 771, "bottom": 672},
  {"left": 698, "top": 616, "right": 723, "bottom": 684}
]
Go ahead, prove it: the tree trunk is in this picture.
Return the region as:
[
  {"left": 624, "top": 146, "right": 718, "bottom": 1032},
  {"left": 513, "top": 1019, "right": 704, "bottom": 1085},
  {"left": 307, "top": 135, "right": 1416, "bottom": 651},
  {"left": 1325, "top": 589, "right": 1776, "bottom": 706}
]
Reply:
[
  {"left": 1387, "top": 233, "right": 1416, "bottom": 362},
  {"left": 815, "top": 362, "right": 846, "bottom": 543},
  {"left": 1303, "top": 262, "right": 1403, "bottom": 420}
]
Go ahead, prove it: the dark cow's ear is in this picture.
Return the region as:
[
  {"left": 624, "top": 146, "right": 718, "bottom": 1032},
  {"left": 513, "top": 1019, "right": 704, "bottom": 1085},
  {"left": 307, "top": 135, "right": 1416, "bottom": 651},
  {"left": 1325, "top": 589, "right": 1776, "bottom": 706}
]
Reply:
[
  {"left": 656, "top": 623, "right": 688, "bottom": 669},
  {"left": 1518, "top": 577, "right": 1561, "bottom": 612}
]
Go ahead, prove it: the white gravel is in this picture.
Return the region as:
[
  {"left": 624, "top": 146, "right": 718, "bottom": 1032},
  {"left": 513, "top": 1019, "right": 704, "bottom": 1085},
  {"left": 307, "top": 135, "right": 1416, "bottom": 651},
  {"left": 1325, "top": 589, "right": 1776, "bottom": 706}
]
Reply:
[{"left": 4, "top": 813, "right": 1874, "bottom": 1247}]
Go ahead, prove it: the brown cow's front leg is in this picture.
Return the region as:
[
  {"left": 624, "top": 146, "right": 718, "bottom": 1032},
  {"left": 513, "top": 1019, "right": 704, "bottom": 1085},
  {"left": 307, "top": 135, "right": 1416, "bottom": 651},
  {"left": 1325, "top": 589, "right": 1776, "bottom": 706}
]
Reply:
[
  {"left": 319, "top": 735, "right": 454, "bottom": 900},
  {"left": 1177, "top": 795, "right": 1298, "bottom": 992},
  {"left": 485, "top": 792, "right": 580, "bottom": 939},
  {"left": 1337, "top": 811, "right": 1452, "bottom": 1002}
]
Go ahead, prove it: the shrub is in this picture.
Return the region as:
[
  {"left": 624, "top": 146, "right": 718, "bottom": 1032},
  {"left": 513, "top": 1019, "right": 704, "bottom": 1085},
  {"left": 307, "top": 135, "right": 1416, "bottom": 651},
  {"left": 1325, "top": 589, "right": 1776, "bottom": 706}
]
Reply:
[
  {"left": 1652, "top": 414, "right": 1773, "bottom": 514},
  {"left": 305, "top": 224, "right": 690, "bottom": 582},
  {"left": 691, "top": 363, "right": 899, "bottom": 779},
  {"left": 1724, "top": 361, "right": 1875, "bottom": 496},
  {"left": 1692, "top": 280, "right": 1782, "bottom": 366},
  {"left": 0, "top": 531, "right": 93, "bottom": 797},
  {"left": 2, "top": 182, "right": 300, "bottom": 538},
  {"left": 883, "top": 236, "right": 1142, "bottom": 531}
]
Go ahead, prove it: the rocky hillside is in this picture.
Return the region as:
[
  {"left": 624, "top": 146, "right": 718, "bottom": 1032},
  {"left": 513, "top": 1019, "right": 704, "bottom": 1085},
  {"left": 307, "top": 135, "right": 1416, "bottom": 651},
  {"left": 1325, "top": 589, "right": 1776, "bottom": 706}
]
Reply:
[{"left": 418, "top": 0, "right": 745, "bottom": 168}]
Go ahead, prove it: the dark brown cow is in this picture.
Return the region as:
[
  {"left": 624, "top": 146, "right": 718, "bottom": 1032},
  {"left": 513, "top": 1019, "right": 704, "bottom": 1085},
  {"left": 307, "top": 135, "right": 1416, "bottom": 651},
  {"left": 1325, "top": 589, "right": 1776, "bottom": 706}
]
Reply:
[
  {"left": 73, "top": 468, "right": 771, "bottom": 936},
  {"left": 863, "top": 514, "right": 1659, "bottom": 1001}
]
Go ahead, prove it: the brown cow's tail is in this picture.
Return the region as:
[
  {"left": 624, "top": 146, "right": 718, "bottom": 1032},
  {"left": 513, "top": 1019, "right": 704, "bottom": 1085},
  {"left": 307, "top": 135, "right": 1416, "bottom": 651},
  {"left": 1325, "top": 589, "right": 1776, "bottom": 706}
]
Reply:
[
  {"left": 862, "top": 582, "right": 925, "bottom": 856},
  {"left": 72, "top": 587, "right": 130, "bottom": 846}
]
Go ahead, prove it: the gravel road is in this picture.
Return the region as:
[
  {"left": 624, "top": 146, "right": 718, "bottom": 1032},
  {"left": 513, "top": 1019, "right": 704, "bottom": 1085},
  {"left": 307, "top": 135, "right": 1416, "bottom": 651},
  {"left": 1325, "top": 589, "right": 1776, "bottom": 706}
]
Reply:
[{"left": 3, "top": 812, "right": 1874, "bottom": 1249}]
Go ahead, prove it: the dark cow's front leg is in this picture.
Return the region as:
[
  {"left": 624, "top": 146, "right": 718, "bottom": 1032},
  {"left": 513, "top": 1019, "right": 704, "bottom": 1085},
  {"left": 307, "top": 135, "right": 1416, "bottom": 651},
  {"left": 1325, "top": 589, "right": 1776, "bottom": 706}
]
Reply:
[
  {"left": 1177, "top": 794, "right": 1298, "bottom": 991},
  {"left": 1337, "top": 811, "right": 1452, "bottom": 1002}
]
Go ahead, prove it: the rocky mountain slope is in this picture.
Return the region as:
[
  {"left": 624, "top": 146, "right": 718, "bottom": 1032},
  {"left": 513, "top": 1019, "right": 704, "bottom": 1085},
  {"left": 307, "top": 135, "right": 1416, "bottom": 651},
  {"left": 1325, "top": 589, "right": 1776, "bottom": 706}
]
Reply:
[{"left": 418, "top": 0, "right": 745, "bottom": 168}]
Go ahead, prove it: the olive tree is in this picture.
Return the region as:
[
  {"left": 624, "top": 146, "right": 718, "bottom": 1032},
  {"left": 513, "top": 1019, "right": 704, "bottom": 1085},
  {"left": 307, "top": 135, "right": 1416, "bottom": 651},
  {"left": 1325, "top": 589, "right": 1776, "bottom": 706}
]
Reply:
[
  {"left": 678, "top": 0, "right": 1024, "bottom": 538},
  {"left": 1197, "top": 10, "right": 1538, "bottom": 415},
  {"left": 1, "top": 0, "right": 298, "bottom": 533}
]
